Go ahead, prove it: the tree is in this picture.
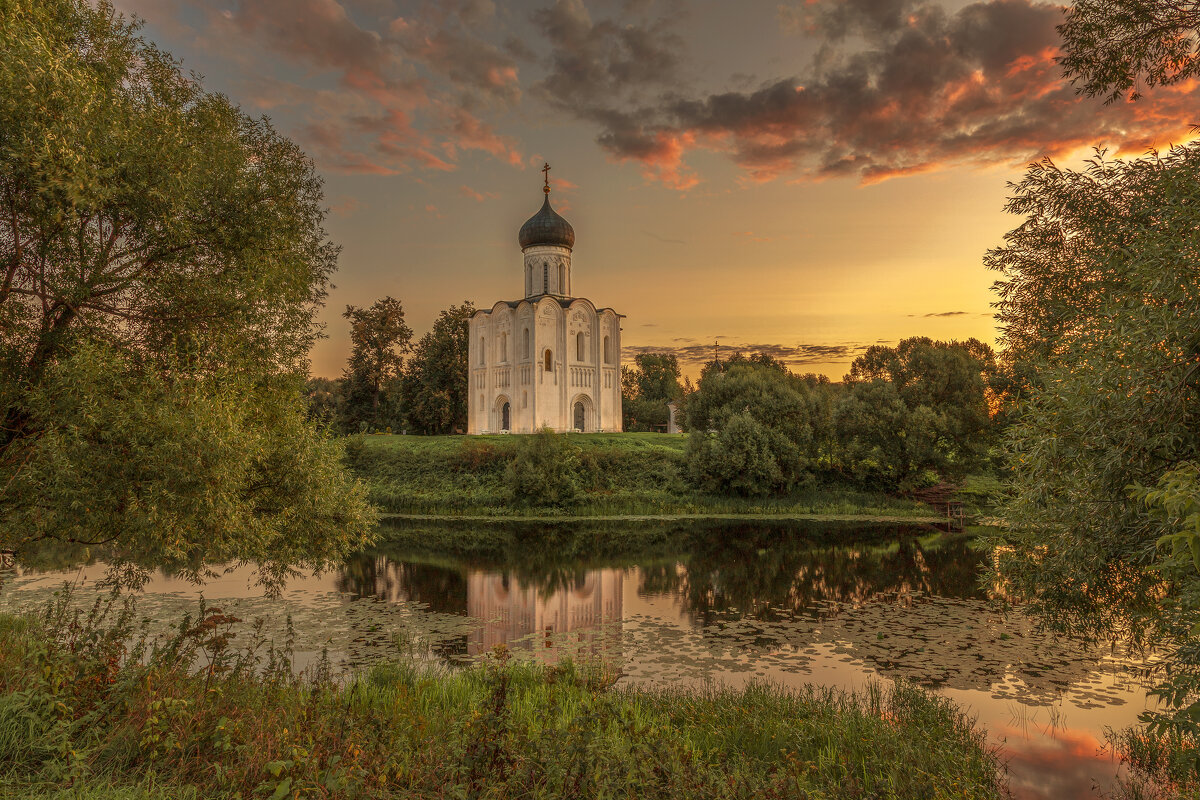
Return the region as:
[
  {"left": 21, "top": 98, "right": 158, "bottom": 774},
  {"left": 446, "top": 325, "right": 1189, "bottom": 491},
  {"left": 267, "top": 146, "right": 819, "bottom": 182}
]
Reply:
[
  {"left": 1059, "top": 1, "right": 1200, "bottom": 103},
  {"left": 341, "top": 296, "right": 412, "bottom": 431},
  {"left": 988, "top": 144, "right": 1200, "bottom": 753},
  {"left": 840, "top": 337, "right": 995, "bottom": 488},
  {"left": 621, "top": 353, "right": 683, "bottom": 432},
  {"left": 685, "top": 361, "right": 814, "bottom": 495},
  {"left": 0, "top": 0, "right": 375, "bottom": 583},
  {"left": 304, "top": 376, "right": 344, "bottom": 427},
  {"left": 401, "top": 301, "right": 474, "bottom": 434}
]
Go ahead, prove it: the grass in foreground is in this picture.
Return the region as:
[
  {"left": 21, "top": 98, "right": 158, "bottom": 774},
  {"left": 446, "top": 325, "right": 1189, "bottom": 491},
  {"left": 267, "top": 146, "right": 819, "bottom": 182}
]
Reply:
[{"left": 0, "top": 598, "right": 1006, "bottom": 799}]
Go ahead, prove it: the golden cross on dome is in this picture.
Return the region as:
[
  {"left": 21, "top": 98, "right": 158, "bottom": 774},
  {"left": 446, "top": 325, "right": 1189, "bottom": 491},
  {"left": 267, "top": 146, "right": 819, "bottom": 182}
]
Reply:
[{"left": 542, "top": 162, "right": 551, "bottom": 194}]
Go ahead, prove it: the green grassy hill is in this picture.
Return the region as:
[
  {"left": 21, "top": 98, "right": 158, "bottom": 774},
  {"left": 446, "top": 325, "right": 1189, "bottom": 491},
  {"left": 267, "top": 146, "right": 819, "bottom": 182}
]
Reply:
[{"left": 345, "top": 433, "right": 936, "bottom": 520}]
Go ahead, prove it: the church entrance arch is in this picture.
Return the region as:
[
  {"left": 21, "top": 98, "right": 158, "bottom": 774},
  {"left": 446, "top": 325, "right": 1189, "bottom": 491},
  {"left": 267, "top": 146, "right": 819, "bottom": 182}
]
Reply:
[
  {"left": 494, "top": 396, "right": 512, "bottom": 432},
  {"left": 571, "top": 394, "right": 595, "bottom": 432}
]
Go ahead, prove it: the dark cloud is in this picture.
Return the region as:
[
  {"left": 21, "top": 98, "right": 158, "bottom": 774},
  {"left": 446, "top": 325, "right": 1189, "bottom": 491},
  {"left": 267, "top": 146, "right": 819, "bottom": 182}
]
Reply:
[
  {"left": 912, "top": 310, "right": 970, "bottom": 317},
  {"left": 389, "top": 2, "right": 522, "bottom": 106},
  {"left": 530, "top": 0, "right": 691, "bottom": 184},
  {"left": 532, "top": 0, "right": 682, "bottom": 107},
  {"left": 622, "top": 341, "right": 870, "bottom": 367},
  {"left": 545, "top": 0, "right": 1197, "bottom": 186},
  {"left": 181, "top": 0, "right": 522, "bottom": 174},
  {"left": 503, "top": 34, "right": 538, "bottom": 62}
]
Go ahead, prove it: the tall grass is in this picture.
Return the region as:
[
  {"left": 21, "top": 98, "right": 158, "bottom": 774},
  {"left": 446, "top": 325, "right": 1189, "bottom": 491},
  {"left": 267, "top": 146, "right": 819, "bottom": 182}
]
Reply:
[{"left": 0, "top": 596, "right": 1006, "bottom": 799}]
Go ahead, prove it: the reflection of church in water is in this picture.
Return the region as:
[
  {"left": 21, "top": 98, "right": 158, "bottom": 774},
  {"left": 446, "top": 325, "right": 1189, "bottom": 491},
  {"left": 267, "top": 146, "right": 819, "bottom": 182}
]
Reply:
[
  {"left": 467, "top": 570, "right": 623, "bottom": 661},
  {"left": 337, "top": 557, "right": 623, "bottom": 665}
]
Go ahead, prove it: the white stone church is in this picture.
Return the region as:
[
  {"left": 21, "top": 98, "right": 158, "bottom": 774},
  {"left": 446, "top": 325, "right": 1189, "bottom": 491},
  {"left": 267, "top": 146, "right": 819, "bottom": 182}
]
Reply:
[{"left": 468, "top": 171, "right": 623, "bottom": 433}]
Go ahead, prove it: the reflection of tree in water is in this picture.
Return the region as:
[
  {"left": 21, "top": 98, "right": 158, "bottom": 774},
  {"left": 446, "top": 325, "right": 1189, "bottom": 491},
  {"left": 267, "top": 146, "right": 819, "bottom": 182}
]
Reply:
[
  {"left": 673, "top": 525, "right": 985, "bottom": 625},
  {"left": 618, "top": 524, "right": 1149, "bottom": 708},
  {"left": 334, "top": 554, "right": 471, "bottom": 662},
  {"left": 336, "top": 554, "right": 467, "bottom": 614},
  {"left": 814, "top": 595, "right": 1150, "bottom": 707}
]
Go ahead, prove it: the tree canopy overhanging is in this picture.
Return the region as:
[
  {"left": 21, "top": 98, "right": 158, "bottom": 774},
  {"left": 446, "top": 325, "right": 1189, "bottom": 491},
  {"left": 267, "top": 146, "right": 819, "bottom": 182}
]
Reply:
[
  {"left": 0, "top": 0, "right": 376, "bottom": 583},
  {"left": 1059, "top": 0, "right": 1200, "bottom": 103},
  {"left": 988, "top": 144, "right": 1200, "bottom": 758}
]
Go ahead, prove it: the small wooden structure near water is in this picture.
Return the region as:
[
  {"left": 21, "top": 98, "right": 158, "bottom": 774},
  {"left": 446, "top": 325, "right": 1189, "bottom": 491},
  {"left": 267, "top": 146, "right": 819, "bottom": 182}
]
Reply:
[{"left": 909, "top": 484, "right": 966, "bottom": 531}]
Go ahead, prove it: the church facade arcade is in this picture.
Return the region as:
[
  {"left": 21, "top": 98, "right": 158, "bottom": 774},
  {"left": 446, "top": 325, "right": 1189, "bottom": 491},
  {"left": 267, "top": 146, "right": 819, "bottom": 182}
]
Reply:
[{"left": 468, "top": 170, "right": 623, "bottom": 434}]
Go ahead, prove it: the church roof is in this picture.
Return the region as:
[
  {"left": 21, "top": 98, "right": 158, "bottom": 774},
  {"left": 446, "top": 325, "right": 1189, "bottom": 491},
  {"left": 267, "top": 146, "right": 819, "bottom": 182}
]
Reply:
[
  {"left": 518, "top": 193, "right": 575, "bottom": 250},
  {"left": 479, "top": 295, "right": 622, "bottom": 316}
]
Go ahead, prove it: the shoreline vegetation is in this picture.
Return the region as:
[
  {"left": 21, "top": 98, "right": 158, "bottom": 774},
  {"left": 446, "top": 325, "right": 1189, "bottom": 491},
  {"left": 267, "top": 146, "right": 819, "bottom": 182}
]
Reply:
[
  {"left": 345, "top": 432, "right": 991, "bottom": 521},
  {"left": 0, "top": 601, "right": 1007, "bottom": 800}
]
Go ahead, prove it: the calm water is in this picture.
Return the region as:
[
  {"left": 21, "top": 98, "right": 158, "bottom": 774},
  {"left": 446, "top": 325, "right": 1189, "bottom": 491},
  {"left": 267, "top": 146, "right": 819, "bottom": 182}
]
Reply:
[{"left": 0, "top": 519, "right": 1156, "bottom": 800}]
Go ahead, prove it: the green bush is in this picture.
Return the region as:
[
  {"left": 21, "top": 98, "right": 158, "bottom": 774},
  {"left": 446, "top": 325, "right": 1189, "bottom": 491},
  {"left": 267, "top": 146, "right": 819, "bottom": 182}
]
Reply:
[
  {"left": 686, "top": 412, "right": 795, "bottom": 496},
  {"left": 504, "top": 429, "right": 582, "bottom": 508}
]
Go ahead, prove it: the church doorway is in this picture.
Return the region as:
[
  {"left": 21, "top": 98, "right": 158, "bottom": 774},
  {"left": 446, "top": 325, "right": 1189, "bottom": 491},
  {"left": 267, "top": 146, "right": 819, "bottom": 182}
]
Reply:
[
  {"left": 495, "top": 396, "right": 512, "bottom": 432},
  {"left": 571, "top": 394, "right": 594, "bottom": 432}
]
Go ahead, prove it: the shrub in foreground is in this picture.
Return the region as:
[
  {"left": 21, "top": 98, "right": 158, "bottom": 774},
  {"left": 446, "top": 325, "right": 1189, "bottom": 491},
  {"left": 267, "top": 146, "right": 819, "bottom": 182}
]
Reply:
[{"left": 0, "top": 597, "right": 1006, "bottom": 799}]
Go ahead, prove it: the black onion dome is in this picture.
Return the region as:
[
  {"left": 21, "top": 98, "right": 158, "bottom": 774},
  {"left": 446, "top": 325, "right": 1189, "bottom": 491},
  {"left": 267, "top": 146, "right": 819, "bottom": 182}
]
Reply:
[{"left": 518, "top": 194, "right": 575, "bottom": 250}]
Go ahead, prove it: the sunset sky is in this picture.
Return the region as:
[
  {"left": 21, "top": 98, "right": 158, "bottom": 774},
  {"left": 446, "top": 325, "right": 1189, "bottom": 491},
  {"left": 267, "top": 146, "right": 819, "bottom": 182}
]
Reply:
[{"left": 115, "top": 0, "right": 1200, "bottom": 379}]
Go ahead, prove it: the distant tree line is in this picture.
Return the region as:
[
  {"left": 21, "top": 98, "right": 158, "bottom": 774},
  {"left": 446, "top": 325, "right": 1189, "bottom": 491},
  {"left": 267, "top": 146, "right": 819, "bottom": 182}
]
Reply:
[
  {"left": 307, "top": 299, "right": 474, "bottom": 435},
  {"left": 680, "top": 339, "right": 1003, "bottom": 496}
]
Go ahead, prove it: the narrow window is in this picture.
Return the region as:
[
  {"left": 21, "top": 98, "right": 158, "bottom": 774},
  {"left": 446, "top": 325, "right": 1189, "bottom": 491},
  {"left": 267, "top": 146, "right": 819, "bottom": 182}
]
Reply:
[
  {"left": 500, "top": 332, "right": 507, "bottom": 362},
  {"left": 543, "top": 262, "right": 548, "bottom": 294},
  {"left": 559, "top": 263, "right": 566, "bottom": 294},
  {"left": 479, "top": 336, "right": 485, "bottom": 366},
  {"left": 576, "top": 331, "right": 585, "bottom": 361},
  {"left": 544, "top": 349, "right": 553, "bottom": 372},
  {"left": 603, "top": 335, "right": 610, "bottom": 364},
  {"left": 523, "top": 328, "right": 530, "bottom": 359}
]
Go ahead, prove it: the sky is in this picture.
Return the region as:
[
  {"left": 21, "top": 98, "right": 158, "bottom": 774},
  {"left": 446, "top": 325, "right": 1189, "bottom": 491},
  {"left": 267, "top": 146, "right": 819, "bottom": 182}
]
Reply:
[{"left": 114, "top": 0, "right": 1200, "bottom": 380}]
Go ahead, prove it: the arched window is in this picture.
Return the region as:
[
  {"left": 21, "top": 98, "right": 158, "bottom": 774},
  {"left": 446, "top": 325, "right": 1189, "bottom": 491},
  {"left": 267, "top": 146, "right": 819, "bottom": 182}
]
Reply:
[
  {"left": 522, "top": 328, "right": 530, "bottom": 359},
  {"left": 479, "top": 336, "right": 485, "bottom": 366},
  {"left": 559, "top": 263, "right": 566, "bottom": 294},
  {"left": 500, "top": 332, "right": 507, "bottom": 362},
  {"left": 603, "top": 335, "right": 610, "bottom": 364},
  {"left": 543, "top": 262, "right": 548, "bottom": 294},
  {"left": 544, "top": 349, "right": 553, "bottom": 372},
  {"left": 522, "top": 391, "right": 528, "bottom": 408},
  {"left": 576, "top": 331, "right": 585, "bottom": 361}
]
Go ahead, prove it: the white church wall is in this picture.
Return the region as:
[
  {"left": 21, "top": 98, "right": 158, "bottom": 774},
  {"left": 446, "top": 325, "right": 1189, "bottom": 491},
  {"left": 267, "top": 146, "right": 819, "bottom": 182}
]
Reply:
[
  {"left": 534, "top": 299, "right": 562, "bottom": 430},
  {"left": 467, "top": 185, "right": 623, "bottom": 435}
]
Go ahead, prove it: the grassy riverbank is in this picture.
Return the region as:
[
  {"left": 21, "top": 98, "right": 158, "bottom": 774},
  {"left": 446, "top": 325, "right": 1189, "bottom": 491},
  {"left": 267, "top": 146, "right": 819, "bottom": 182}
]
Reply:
[
  {"left": 0, "top": 604, "right": 1006, "bottom": 800},
  {"left": 346, "top": 433, "right": 939, "bottom": 519}
]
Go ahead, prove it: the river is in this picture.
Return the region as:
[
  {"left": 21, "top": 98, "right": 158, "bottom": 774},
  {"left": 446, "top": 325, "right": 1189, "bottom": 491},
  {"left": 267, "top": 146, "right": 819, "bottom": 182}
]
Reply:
[{"left": 0, "top": 518, "right": 1156, "bottom": 799}]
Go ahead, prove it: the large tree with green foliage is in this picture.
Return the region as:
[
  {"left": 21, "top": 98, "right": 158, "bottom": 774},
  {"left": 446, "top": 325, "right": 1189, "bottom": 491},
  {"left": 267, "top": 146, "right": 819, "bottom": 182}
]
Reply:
[
  {"left": 0, "top": 0, "right": 375, "bottom": 582},
  {"left": 685, "top": 359, "right": 818, "bottom": 495},
  {"left": 621, "top": 353, "right": 683, "bottom": 432},
  {"left": 341, "top": 296, "right": 412, "bottom": 432},
  {"left": 839, "top": 338, "right": 995, "bottom": 489},
  {"left": 401, "top": 301, "right": 474, "bottom": 434},
  {"left": 988, "top": 145, "right": 1200, "bottom": 758}
]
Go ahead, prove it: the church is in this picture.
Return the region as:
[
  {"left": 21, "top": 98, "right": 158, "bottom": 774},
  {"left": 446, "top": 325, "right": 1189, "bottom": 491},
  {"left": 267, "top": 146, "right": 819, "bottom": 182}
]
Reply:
[{"left": 468, "top": 168, "right": 623, "bottom": 434}]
